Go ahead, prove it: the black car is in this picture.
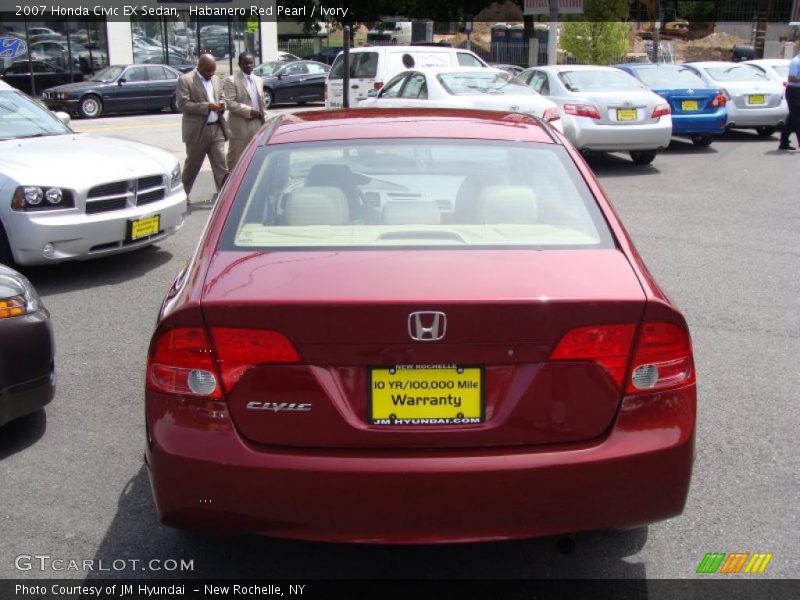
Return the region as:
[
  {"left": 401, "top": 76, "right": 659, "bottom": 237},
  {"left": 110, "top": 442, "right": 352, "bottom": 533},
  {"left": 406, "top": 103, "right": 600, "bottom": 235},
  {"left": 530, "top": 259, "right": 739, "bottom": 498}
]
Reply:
[
  {"left": 307, "top": 46, "right": 343, "bottom": 65},
  {"left": 42, "top": 64, "right": 182, "bottom": 119},
  {"left": 137, "top": 54, "right": 196, "bottom": 74},
  {"left": 0, "top": 60, "right": 83, "bottom": 96},
  {"left": 0, "top": 264, "right": 54, "bottom": 428},
  {"left": 253, "top": 60, "right": 330, "bottom": 107},
  {"left": 730, "top": 46, "right": 755, "bottom": 62}
]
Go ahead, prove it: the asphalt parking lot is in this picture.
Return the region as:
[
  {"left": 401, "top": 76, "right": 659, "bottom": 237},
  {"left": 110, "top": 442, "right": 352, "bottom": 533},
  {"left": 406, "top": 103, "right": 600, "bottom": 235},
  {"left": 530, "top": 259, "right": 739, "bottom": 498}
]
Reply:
[{"left": 1, "top": 107, "right": 798, "bottom": 580}]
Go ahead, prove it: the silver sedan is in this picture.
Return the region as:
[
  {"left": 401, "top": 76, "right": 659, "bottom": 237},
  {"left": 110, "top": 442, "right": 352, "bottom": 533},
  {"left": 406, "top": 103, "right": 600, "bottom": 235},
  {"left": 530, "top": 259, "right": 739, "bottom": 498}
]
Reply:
[
  {"left": 517, "top": 65, "right": 673, "bottom": 165},
  {"left": 0, "top": 81, "right": 186, "bottom": 266},
  {"left": 357, "top": 67, "right": 563, "bottom": 131},
  {"left": 682, "top": 61, "right": 788, "bottom": 136}
]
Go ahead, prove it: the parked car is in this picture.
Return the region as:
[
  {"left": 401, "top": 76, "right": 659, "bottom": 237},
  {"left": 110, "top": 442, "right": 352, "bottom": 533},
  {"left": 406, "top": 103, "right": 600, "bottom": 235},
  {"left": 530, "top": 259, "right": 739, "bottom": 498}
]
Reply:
[
  {"left": 145, "top": 108, "right": 697, "bottom": 542},
  {"left": 306, "top": 46, "right": 342, "bottom": 65},
  {"left": 29, "top": 40, "right": 106, "bottom": 72},
  {"left": 136, "top": 53, "right": 196, "bottom": 74},
  {"left": 615, "top": 63, "right": 728, "bottom": 147},
  {"left": 743, "top": 58, "right": 791, "bottom": 84},
  {"left": 276, "top": 51, "right": 301, "bottom": 62},
  {"left": 518, "top": 65, "right": 672, "bottom": 164},
  {"left": 253, "top": 60, "right": 330, "bottom": 107},
  {"left": 0, "top": 80, "right": 186, "bottom": 266},
  {"left": 1, "top": 59, "right": 83, "bottom": 96},
  {"left": 490, "top": 63, "right": 525, "bottom": 76},
  {"left": 326, "top": 45, "right": 489, "bottom": 108},
  {"left": 358, "top": 67, "right": 561, "bottom": 130},
  {"left": 42, "top": 63, "right": 182, "bottom": 118},
  {"left": 0, "top": 263, "right": 54, "bottom": 428},
  {"left": 682, "top": 61, "right": 788, "bottom": 136},
  {"left": 729, "top": 45, "right": 755, "bottom": 62}
]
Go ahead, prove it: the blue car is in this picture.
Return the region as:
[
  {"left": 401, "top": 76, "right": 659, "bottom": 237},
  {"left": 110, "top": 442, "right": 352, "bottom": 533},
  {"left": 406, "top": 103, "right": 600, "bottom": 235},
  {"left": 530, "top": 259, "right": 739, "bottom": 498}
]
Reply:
[{"left": 614, "top": 63, "right": 728, "bottom": 147}]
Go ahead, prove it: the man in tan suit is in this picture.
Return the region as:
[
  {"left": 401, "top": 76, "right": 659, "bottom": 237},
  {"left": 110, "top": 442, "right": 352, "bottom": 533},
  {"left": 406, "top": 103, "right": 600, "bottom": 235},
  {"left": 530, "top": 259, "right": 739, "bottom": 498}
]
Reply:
[
  {"left": 176, "top": 53, "right": 229, "bottom": 201},
  {"left": 223, "top": 52, "right": 267, "bottom": 169}
]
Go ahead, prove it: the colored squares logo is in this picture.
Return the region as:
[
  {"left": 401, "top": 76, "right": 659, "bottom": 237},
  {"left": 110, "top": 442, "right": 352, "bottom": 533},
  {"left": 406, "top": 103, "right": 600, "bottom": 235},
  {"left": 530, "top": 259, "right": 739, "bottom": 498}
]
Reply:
[{"left": 697, "top": 552, "right": 773, "bottom": 574}]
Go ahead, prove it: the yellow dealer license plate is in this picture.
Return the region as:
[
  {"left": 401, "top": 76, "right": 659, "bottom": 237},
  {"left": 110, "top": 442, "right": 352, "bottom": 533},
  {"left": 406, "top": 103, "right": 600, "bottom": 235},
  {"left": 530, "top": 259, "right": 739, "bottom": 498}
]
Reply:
[
  {"left": 617, "top": 108, "right": 637, "bottom": 121},
  {"left": 369, "top": 365, "right": 483, "bottom": 426},
  {"left": 681, "top": 100, "right": 699, "bottom": 111},
  {"left": 127, "top": 214, "right": 160, "bottom": 241},
  {"left": 748, "top": 95, "right": 766, "bottom": 105}
]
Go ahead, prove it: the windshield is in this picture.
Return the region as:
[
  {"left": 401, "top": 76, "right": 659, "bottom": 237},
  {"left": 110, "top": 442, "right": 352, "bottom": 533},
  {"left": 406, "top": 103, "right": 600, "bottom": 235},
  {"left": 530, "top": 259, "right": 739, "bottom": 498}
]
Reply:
[
  {"left": 437, "top": 71, "right": 533, "bottom": 96},
  {"left": 0, "top": 90, "right": 72, "bottom": 139},
  {"left": 705, "top": 65, "right": 769, "bottom": 82},
  {"left": 330, "top": 52, "right": 379, "bottom": 79},
  {"left": 219, "top": 139, "right": 613, "bottom": 251},
  {"left": 560, "top": 70, "right": 644, "bottom": 92},
  {"left": 91, "top": 66, "right": 124, "bottom": 82},
  {"left": 253, "top": 62, "right": 282, "bottom": 76},
  {"left": 631, "top": 66, "right": 706, "bottom": 88}
]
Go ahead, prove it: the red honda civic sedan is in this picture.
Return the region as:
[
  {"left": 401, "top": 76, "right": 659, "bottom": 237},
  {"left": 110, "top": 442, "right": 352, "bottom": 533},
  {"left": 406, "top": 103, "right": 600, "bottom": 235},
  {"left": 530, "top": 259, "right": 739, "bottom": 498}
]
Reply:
[{"left": 145, "top": 109, "right": 696, "bottom": 544}]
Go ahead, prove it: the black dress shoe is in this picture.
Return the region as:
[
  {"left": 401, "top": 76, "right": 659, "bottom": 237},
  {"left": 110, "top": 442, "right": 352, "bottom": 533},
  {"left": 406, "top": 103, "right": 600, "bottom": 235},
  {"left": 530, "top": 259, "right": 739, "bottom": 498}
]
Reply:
[{"left": 778, "top": 144, "right": 796, "bottom": 150}]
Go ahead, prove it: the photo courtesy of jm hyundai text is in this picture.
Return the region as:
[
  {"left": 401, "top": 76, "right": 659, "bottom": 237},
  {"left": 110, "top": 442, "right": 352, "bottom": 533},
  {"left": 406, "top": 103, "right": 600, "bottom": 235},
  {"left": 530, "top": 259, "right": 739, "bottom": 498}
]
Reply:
[{"left": 145, "top": 108, "right": 697, "bottom": 544}]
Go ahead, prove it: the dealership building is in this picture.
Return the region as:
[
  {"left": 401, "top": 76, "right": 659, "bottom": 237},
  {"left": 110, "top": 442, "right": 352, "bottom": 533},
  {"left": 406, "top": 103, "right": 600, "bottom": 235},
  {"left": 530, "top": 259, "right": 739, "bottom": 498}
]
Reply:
[{"left": 0, "top": 5, "right": 282, "bottom": 96}]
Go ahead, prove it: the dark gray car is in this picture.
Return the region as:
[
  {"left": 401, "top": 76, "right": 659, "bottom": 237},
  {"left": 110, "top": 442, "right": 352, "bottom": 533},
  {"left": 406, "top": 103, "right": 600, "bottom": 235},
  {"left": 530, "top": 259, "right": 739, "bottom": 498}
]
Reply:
[
  {"left": 253, "top": 60, "right": 330, "bottom": 108},
  {"left": 0, "top": 264, "right": 54, "bottom": 428},
  {"left": 42, "top": 64, "right": 182, "bottom": 118}
]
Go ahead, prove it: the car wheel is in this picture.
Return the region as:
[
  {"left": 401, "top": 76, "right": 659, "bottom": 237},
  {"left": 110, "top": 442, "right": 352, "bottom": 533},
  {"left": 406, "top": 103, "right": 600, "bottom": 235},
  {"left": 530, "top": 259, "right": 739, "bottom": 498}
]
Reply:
[
  {"left": 756, "top": 126, "right": 776, "bottom": 137},
  {"left": 264, "top": 89, "right": 274, "bottom": 109},
  {"left": 170, "top": 94, "right": 180, "bottom": 113},
  {"left": 78, "top": 95, "right": 102, "bottom": 119},
  {"left": 691, "top": 134, "right": 713, "bottom": 147},
  {"left": 0, "top": 221, "right": 14, "bottom": 266},
  {"left": 629, "top": 150, "right": 657, "bottom": 165}
]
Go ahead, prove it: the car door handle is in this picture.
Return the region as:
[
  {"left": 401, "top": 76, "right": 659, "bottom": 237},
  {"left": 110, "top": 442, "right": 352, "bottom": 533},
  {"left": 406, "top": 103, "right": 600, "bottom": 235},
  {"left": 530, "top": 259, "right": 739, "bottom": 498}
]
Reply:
[{"left": 351, "top": 85, "right": 358, "bottom": 89}]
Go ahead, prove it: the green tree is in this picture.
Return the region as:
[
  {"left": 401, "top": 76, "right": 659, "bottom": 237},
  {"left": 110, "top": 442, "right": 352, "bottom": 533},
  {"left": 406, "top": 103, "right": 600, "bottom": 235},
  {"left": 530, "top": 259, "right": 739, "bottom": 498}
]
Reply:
[
  {"left": 560, "top": 22, "right": 631, "bottom": 64},
  {"left": 560, "top": 0, "right": 631, "bottom": 65}
]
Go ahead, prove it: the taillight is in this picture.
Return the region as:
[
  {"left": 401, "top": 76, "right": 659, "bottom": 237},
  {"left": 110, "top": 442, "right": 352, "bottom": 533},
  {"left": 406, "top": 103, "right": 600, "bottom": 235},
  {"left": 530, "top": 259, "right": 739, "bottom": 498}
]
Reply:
[
  {"left": 542, "top": 107, "right": 561, "bottom": 122},
  {"left": 711, "top": 94, "right": 726, "bottom": 107},
  {"left": 374, "top": 81, "right": 383, "bottom": 91},
  {"left": 563, "top": 103, "right": 601, "bottom": 119},
  {"left": 626, "top": 322, "right": 695, "bottom": 393},
  {"left": 719, "top": 88, "right": 731, "bottom": 101},
  {"left": 550, "top": 324, "right": 636, "bottom": 389},
  {"left": 147, "top": 327, "right": 301, "bottom": 398},
  {"left": 652, "top": 103, "right": 670, "bottom": 118},
  {"left": 211, "top": 328, "right": 300, "bottom": 392},
  {"left": 148, "top": 327, "right": 220, "bottom": 398}
]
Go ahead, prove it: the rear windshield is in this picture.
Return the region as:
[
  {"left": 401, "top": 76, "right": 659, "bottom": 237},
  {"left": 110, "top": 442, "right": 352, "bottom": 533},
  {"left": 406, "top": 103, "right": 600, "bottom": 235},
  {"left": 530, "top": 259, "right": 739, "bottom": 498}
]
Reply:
[
  {"left": 329, "top": 52, "right": 379, "bottom": 79},
  {"left": 437, "top": 71, "right": 534, "bottom": 96},
  {"left": 705, "top": 65, "right": 770, "bottom": 82},
  {"left": 631, "top": 66, "right": 705, "bottom": 88},
  {"left": 219, "top": 139, "right": 614, "bottom": 251},
  {"left": 559, "top": 70, "right": 644, "bottom": 92}
]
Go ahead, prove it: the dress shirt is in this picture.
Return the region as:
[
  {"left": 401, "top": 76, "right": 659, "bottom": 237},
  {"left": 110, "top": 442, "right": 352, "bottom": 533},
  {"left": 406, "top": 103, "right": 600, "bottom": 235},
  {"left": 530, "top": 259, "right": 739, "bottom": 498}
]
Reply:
[
  {"left": 245, "top": 74, "right": 260, "bottom": 108},
  {"left": 197, "top": 71, "right": 219, "bottom": 123}
]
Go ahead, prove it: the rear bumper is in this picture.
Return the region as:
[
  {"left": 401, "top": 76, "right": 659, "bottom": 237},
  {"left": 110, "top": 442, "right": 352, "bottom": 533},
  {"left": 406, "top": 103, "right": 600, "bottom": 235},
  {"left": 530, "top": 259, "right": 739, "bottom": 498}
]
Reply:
[
  {"left": 727, "top": 104, "right": 788, "bottom": 128},
  {"left": 565, "top": 117, "right": 673, "bottom": 151},
  {"left": 145, "top": 386, "right": 696, "bottom": 543},
  {"left": 672, "top": 110, "right": 727, "bottom": 135}
]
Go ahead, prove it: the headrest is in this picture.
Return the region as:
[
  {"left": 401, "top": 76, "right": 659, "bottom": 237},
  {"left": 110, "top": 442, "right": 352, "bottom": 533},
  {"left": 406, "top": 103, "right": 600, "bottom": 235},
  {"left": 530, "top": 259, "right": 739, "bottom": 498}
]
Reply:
[
  {"left": 382, "top": 200, "right": 441, "bottom": 225},
  {"left": 285, "top": 187, "right": 349, "bottom": 226},
  {"left": 479, "top": 186, "right": 538, "bottom": 224}
]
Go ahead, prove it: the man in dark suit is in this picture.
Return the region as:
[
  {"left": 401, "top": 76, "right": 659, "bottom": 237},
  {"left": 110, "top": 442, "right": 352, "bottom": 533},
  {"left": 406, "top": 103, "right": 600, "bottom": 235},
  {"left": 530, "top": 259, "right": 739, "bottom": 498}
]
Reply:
[{"left": 176, "top": 53, "right": 230, "bottom": 201}]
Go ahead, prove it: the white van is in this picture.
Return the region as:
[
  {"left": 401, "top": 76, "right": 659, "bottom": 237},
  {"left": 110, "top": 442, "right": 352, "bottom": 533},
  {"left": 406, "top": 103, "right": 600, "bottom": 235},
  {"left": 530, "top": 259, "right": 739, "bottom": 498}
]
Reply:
[{"left": 325, "top": 46, "right": 489, "bottom": 109}]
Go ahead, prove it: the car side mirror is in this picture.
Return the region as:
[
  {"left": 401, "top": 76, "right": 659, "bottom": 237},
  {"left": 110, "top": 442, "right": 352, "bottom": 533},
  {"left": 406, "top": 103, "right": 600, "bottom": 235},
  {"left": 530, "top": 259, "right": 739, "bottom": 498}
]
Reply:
[
  {"left": 367, "top": 89, "right": 378, "bottom": 97},
  {"left": 54, "top": 111, "right": 71, "bottom": 125},
  {"left": 117, "top": 78, "right": 126, "bottom": 85},
  {"left": 277, "top": 73, "right": 283, "bottom": 79}
]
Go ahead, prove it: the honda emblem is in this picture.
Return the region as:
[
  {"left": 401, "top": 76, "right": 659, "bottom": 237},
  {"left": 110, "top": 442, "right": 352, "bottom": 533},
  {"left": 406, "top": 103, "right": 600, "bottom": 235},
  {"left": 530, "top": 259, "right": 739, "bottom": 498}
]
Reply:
[{"left": 408, "top": 312, "right": 447, "bottom": 341}]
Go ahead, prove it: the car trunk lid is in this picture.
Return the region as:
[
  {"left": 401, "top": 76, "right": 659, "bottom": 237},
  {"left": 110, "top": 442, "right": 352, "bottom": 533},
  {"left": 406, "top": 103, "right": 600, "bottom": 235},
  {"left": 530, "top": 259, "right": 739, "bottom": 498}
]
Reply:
[{"left": 201, "top": 249, "right": 646, "bottom": 449}]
